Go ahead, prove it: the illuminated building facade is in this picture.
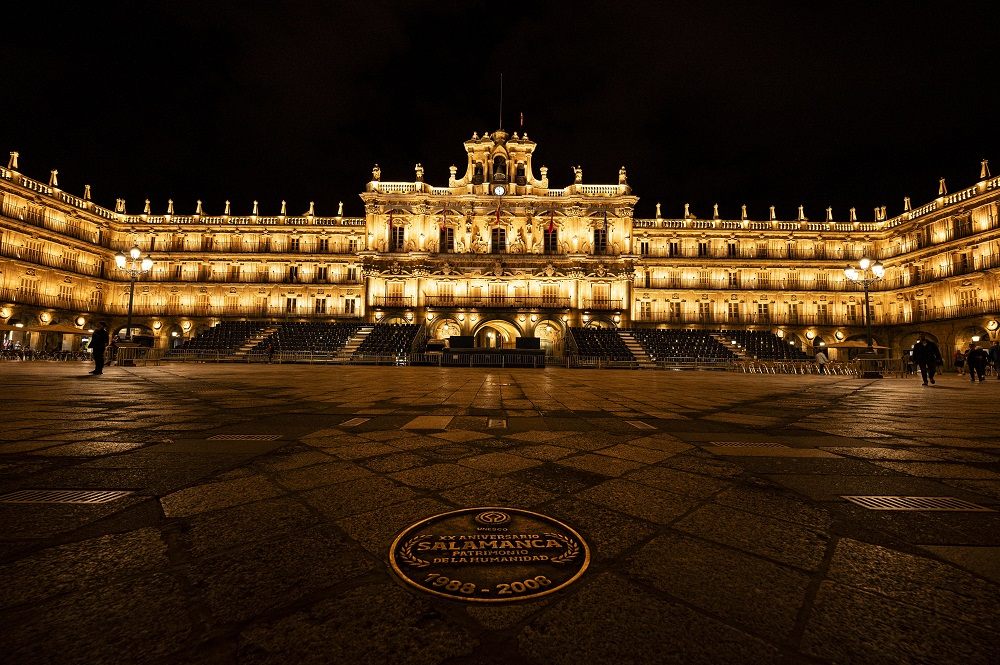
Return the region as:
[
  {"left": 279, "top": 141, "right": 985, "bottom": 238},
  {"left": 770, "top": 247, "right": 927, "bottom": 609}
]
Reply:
[{"left": 1, "top": 131, "right": 998, "bottom": 358}]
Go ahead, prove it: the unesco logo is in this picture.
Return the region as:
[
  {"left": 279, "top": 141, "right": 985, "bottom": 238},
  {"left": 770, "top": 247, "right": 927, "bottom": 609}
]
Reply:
[{"left": 474, "top": 510, "right": 511, "bottom": 525}]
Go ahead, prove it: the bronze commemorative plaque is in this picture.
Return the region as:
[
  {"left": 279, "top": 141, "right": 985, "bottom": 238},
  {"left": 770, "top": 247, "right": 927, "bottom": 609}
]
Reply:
[{"left": 389, "top": 507, "right": 590, "bottom": 603}]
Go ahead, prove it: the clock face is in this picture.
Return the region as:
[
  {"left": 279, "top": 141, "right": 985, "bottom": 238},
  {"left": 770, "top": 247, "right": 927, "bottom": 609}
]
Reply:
[{"left": 493, "top": 184, "right": 506, "bottom": 196}]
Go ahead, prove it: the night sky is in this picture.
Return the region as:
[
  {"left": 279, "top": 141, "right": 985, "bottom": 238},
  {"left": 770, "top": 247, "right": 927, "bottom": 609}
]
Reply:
[{"left": 5, "top": 1, "right": 998, "bottom": 220}]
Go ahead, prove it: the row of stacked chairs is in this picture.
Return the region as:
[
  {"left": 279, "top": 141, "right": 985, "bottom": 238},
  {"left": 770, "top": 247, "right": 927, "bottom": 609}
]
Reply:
[
  {"left": 569, "top": 327, "right": 635, "bottom": 361},
  {"left": 173, "top": 321, "right": 266, "bottom": 353},
  {"left": 254, "top": 322, "right": 360, "bottom": 353},
  {"left": 355, "top": 324, "right": 421, "bottom": 357},
  {"left": 630, "top": 329, "right": 736, "bottom": 361},
  {"left": 718, "top": 329, "right": 811, "bottom": 360}
]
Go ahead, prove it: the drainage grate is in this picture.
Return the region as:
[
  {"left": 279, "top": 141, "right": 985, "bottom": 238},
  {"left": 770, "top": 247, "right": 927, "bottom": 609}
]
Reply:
[
  {"left": 208, "top": 434, "right": 281, "bottom": 441},
  {"left": 340, "top": 418, "right": 369, "bottom": 427},
  {"left": 627, "top": 420, "right": 657, "bottom": 430},
  {"left": 841, "top": 495, "right": 994, "bottom": 512},
  {"left": 0, "top": 489, "right": 133, "bottom": 504},
  {"left": 710, "top": 441, "right": 789, "bottom": 448}
]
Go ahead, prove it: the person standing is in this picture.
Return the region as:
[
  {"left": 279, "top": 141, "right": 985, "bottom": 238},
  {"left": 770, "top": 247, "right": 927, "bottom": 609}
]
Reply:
[
  {"left": 953, "top": 348, "right": 966, "bottom": 375},
  {"left": 814, "top": 349, "right": 829, "bottom": 374},
  {"left": 967, "top": 343, "right": 989, "bottom": 383},
  {"left": 911, "top": 334, "right": 942, "bottom": 386},
  {"left": 89, "top": 322, "right": 110, "bottom": 375},
  {"left": 989, "top": 340, "right": 1000, "bottom": 380}
]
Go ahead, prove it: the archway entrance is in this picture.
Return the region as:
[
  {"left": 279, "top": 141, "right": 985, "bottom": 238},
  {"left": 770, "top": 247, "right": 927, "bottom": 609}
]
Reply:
[
  {"left": 473, "top": 320, "right": 520, "bottom": 349},
  {"left": 535, "top": 319, "right": 564, "bottom": 357},
  {"left": 432, "top": 318, "right": 462, "bottom": 340}
]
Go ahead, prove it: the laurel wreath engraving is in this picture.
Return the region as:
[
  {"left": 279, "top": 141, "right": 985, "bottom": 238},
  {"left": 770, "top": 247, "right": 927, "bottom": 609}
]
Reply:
[
  {"left": 545, "top": 532, "right": 579, "bottom": 564},
  {"left": 398, "top": 534, "right": 433, "bottom": 568}
]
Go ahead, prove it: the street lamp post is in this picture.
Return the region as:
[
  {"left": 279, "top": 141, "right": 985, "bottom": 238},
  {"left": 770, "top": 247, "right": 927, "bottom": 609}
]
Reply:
[
  {"left": 844, "top": 257, "right": 885, "bottom": 377},
  {"left": 114, "top": 245, "right": 153, "bottom": 340}
]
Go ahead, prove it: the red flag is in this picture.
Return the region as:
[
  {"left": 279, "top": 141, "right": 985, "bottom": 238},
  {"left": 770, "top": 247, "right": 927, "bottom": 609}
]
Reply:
[
  {"left": 496, "top": 205, "right": 501, "bottom": 225},
  {"left": 547, "top": 210, "right": 554, "bottom": 233}
]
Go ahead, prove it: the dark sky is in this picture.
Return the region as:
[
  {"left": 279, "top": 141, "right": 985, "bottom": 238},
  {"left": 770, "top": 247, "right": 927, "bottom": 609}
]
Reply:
[{"left": 4, "top": 1, "right": 998, "bottom": 219}]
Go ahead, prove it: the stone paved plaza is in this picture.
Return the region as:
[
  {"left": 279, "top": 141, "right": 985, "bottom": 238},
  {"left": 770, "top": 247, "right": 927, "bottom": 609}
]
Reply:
[{"left": 1, "top": 363, "right": 998, "bottom": 664}]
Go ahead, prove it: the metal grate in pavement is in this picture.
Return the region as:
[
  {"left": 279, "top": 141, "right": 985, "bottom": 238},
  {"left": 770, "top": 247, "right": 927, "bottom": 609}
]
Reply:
[
  {"left": 340, "top": 418, "right": 369, "bottom": 427},
  {"left": 0, "top": 489, "right": 133, "bottom": 504},
  {"left": 710, "top": 441, "right": 789, "bottom": 448},
  {"left": 208, "top": 434, "right": 281, "bottom": 441},
  {"left": 627, "top": 420, "right": 657, "bottom": 430},
  {"left": 841, "top": 495, "right": 994, "bottom": 512},
  {"left": 488, "top": 418, "right": 507, "bottom": 429}
]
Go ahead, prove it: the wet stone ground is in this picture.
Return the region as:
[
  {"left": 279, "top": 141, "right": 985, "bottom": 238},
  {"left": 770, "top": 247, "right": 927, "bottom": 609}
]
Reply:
[{"left": 0, "top": 363, "right": 998, "bottom": 664}]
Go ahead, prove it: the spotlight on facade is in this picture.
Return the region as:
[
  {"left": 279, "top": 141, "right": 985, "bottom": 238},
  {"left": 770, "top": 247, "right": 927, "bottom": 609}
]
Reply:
[{"left": 75, "top": 316, "right": 86, "bottom": 327}]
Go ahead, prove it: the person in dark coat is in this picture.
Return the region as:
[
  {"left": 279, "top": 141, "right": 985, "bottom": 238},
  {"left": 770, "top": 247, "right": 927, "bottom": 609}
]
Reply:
[
  {"left": 966, "top": 343, "right": 989, "bottom": 383},
  {"left": 89, "top": 322, "right": 110, "bottom": 375},
  {"left": 910, "top": 334, "right": 942, "bottom": 386},
  {"left": 990, "top": 340, "right": 1000, "bottom": 381}
]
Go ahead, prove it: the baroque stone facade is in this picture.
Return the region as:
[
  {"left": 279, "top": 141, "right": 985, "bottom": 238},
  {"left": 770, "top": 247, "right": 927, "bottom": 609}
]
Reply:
[{"left": 1, "top": 131, "right": 998, "bottom": 359}]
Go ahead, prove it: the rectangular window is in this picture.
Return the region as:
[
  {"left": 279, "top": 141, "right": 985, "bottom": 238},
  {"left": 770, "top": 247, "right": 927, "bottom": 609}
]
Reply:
[
  {"left": 668, "top": 302, "right": 682, "bottom": 320},
  {"left": 345, "top": 298, "right": 357, "bottom": 314},
  {"left": 290, "top": 237, "right": 301, "bottom": 252},
  {"left": 639, "top": 240, "right": 649, "bottom": 256},
  {"left": 727, "top": 241, "right": 738, "bottom": 257},
  {"left": 544, "top": 228, "right": 559, "bottom": 254},
  {"left": 288, "top": 266, "right": 299, "bottom": 282},
  {"left": 697, "top": 241, "right": 709, "bottom": 257},
  {"left": 347, "top": 267, "right": 358, "bottom": 282},
  {"left": 228, "top": 265, "right": 241, "bottom": 281},
  {"left": 317, "top": 266, "right": 328, "bottom": 282},
  {"left": 593, "top": 228, "right": 607, "bottom": 255},
  {"left": 285, "top": 297, "right": 297, "bottom": 313},
  {"left": 757, "top": 303, "right": 770, "bottom": 321},
  {"left": 439, "top": 226, "right": 454, "bottom": 253},
  {"left": 348, "top": 238, "right": 359, "bottom": 253},
  {"left": 542, "top": 284, "right": 559, "bottom": 306},
  {"left": 489, "top": 283, "right": 506, "bottom": 304},
  {"left": 817, "top": 303, "right": 828, "bottom": 323},
  {"left": 756, "top": 242, "right": 768, "bottom": 258},
  {"left": 669, "top": 241, "right": 680, "bottom": 258},
  {"left": 202, "top": 236, "right": 213, "bottom": 251},
  {"left": 174, "top": 265, "right": 183, "bottom": 280},
  {"left": 167, "top": 293, "right": 180, "bottom": 311},
  {"left": 698, "top": 270, "right": 711, "bottom": 288},
  {"left": 698, "top": 301, "right": 712, "bottom": 321},
  {"left": 757, "top": 272, "right": 771, "bottom": 289},
  {"left": 728, "top": 272, "right": 741, "bottom": 288},
  {"left": 847, "top": 304, "right": 859, "bottom": 323},
  {"left": 788, "top": 303, "right": 799, "bottom": 323},
  {"left": 314, "top": 298, "right": 327, "bottom": 314},
  {"left": 815, "top": 273, "right": 828, "bottom": 290},
  {"left": 58, "top": 285, "right": 73, "bottom": 302},
  {"left": 728, "top": 302, "right": 741, "bottom": 322},
  {"left": 639, "top": 301, "right": 651, "bottom": 320},
  {"left": 392, "top": 226, "right": 405, "bottom": 252},
  {"left": 437, "top": 282, "right": 454, "bottom": 304},
  {"left": 491, "top": 228, "right": 506, "bottom": 253},
  {"left": 318, "top": 238, "right": 329, "bottom": 252}
]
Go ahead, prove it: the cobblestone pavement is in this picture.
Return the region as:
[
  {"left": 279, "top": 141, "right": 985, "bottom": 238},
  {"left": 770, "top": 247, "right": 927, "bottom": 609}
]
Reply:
[{"left": 1, "top": 363, "right": 998, "bottom": 664}]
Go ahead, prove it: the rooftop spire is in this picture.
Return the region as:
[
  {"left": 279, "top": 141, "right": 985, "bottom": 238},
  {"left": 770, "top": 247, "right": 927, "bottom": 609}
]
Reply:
[
  {"left": 6, "top": 152, "right": 17, "bottom": 170},
  {"left": 143, "top": 199, "right": 151, "bottom": 215},
  {"left": 938, "top": 177, "right": 947, "bottom": 195},
  {"left": 83, "top": 184, "right": 92, "bottom": 201},
  {"left": 825, "top": 207, "right": 833, "bottom": 222},
  {"left": 904, "top": 196, "right": 911, "bottom": 211},
  {"left": 982, "top": 160, "right": 991, "bottom": 179},
  {"left": 48, "top": 169, "right": 58, "bottom": 187},
  {"left": 166, "top": 199, "right": 174, "bottom": 215},
  {"left": 849, "top": 207, "right": 857, "bottom": 222},
  {"left": 195, "top": 200, "right": 203, "bottom": 216}
]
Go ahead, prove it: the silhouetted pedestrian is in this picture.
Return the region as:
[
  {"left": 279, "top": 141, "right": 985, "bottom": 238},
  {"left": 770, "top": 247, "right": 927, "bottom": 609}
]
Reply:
[
  {"left": 911, "top": 334, "right": 942, "bottom": 386},
  {"left": 89, "top": 322, "right": 109, "bottom": 375},
  {"left": 967, "top": 343, "right": 989, "bottom": 383},
  {"left": 989, "top": 340, "right": 1000, "bottom": 380},
  {"left": 953, "top": 349, "right": 966, "bottom": 374}
]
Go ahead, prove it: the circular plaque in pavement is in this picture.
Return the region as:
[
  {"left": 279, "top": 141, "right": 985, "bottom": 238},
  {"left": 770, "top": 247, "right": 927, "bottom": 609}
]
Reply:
[{"left": 389, "top": 507, "right": 590, "bottom": 603}]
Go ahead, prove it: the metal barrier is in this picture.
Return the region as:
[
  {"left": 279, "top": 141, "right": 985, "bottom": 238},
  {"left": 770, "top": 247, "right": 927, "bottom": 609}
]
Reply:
[
  {"left": 567, "top": 356, "right": 640, "bottom": 369},
  {"left": 114, "top": 346, "right": 164, "bottom": 366}
]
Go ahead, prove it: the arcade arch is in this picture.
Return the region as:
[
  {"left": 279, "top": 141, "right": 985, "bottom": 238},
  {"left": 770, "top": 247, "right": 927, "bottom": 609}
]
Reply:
[{"left": 472, "top": 319, "right": 521, "bottom": 349}]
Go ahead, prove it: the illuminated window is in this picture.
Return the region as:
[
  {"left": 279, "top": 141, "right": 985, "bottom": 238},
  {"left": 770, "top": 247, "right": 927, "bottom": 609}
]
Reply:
[
  {"left": 439, "top": 226, "right": 454, "bottom": 253},
  {"left": 593, "top": 228, "right": 607, "bottom": 255},
  {"left": 491, "top": 228, "right": 506, "bottom": 253},
  {"left": 314, "top": 298, "right": 327, "bottom": 314}
]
